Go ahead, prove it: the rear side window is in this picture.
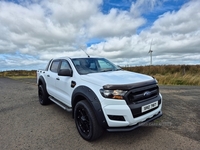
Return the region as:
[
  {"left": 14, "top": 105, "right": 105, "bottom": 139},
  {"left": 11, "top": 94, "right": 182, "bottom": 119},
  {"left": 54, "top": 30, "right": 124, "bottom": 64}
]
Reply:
[{"left": 50, "top": 60, "right": 60, "bottom": 73}]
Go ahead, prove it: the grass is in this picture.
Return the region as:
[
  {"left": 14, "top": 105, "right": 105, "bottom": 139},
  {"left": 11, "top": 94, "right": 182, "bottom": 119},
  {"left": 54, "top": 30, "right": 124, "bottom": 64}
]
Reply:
[
  {"left": 154, "top": 74, "right": 200, "bottom": 85},
  {"left": 123, "top": 65, "right": 200, "bottom": 86},
  {"left": 8, "top": 76, "right": 36, "bottom": 80}
]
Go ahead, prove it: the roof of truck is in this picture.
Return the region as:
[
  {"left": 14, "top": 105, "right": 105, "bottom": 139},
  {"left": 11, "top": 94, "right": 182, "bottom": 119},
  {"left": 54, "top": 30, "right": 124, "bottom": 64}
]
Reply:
[{"left": 54, "top": 56, "right": 103, "bottom": 60}]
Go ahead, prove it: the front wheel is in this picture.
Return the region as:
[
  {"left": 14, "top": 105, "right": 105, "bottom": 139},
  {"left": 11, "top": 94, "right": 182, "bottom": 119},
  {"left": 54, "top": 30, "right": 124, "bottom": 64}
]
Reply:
[{"left": 74, "top": 100, "right": 103, "bottom": 141}]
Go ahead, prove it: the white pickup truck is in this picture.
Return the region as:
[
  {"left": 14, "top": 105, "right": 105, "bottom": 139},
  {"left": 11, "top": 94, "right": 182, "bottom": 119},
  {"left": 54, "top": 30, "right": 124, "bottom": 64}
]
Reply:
[{"left": 37, "top": 57, "right": 162, "bottom": 141}]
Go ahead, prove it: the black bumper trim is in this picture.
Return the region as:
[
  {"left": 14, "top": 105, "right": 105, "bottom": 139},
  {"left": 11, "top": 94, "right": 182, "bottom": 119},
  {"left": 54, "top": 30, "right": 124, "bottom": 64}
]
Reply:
[{"left": 107, "top": 111, "right": 162, "bottom": 132}]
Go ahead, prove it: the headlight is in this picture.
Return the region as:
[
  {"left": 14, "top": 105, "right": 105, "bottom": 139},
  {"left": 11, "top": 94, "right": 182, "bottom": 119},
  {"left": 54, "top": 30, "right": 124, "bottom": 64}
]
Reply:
[{"left": 100, "top": 89, "right": 127, "bottom": 99}]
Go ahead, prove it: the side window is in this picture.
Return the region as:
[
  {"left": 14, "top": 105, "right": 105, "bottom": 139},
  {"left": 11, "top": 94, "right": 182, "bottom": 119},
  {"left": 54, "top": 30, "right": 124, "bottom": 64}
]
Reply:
[
  {"left": 50, "top": 60, "right": 60, "bottom": 73},
  {"left": 60, "top": 60, "right": 71, "bottom": 70}
]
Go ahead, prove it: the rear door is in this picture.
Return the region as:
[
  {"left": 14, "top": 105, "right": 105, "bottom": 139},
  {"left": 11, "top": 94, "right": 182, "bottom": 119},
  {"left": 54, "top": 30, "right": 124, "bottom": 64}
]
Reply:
[{"left": 46, "top": 59, "right": 60, "bottom": 96}]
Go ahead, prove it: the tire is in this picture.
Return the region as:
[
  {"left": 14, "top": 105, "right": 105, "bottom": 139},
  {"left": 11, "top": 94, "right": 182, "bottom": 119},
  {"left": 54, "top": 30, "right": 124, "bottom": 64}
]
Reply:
[
  {"left": 74, "top": 100, "right": 103, "bottom": 141},
  {"left": 38, "top": 84, "right": 50, "bottom": 105}
]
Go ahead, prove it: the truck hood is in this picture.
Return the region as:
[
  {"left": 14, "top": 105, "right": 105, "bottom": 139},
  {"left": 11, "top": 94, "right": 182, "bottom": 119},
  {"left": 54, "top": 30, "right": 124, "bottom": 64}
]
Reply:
[{"left": 81, "top": 70, "right": 154, "bottom": 88}]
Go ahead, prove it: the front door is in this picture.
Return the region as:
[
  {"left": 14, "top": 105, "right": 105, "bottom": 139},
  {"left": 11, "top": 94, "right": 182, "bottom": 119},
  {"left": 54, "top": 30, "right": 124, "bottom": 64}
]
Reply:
[{"left": 54, "top": 60, "right": 73, "bottom": 107}]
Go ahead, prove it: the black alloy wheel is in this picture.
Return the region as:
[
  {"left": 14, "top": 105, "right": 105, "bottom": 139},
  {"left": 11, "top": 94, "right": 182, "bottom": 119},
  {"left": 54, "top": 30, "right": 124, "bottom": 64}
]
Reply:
[
  {"left": 74, "top": 100, "right": 103, "bottom": 141},
  {"left": 76, "top": 105, "right": 90, "bottom": 136}
]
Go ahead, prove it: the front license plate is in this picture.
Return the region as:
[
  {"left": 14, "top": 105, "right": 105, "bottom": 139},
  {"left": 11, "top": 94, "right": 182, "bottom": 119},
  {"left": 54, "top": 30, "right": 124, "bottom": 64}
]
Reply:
[{"left": 142, "top": 101, "right": 158, "bottom": 113}]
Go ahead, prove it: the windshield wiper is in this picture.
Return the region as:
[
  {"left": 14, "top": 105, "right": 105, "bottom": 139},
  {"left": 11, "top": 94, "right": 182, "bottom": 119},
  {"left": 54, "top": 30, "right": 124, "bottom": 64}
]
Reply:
[{"left": 101, "top": 69, "right": 113, "bottom": 72}]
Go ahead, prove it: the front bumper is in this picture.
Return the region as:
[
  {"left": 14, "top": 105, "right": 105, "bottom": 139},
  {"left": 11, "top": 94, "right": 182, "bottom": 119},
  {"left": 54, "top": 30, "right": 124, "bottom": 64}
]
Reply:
[
  {"left": 107, "top": 110, "right": 162, "bottom": 132},
  {"left": 102, "top": 94, "right": 162, "bottom": 130}
]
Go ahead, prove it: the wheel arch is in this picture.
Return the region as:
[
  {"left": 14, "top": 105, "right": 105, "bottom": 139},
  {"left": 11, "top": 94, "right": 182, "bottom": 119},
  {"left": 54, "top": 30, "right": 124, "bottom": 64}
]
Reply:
[
  {"left": 72, "top": 86, "right": 108, "bottom": 129},
  {"left": 38, "top": 76, "right": 50, "bottom": 105},
  {"left": 38, "top": 76, "right": 50, "bottom": 96},
  {"left": 38, "top": 76, "right": 46, "bottom": 87}
]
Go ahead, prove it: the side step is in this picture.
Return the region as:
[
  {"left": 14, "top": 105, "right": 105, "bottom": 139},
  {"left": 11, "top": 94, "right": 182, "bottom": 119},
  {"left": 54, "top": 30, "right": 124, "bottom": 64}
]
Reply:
[{"left": 49, "top": 96, "right": 72, "bottom": 112}]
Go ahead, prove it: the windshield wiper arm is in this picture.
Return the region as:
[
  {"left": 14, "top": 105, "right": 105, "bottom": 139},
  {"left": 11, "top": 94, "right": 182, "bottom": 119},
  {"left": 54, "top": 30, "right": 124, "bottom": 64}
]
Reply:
[{"left": 101, "top": 69, "right": 113, "bottom": 72}]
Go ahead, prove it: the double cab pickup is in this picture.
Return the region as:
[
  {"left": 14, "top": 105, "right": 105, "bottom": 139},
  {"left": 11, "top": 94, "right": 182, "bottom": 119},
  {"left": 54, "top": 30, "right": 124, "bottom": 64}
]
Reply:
[{"left": 37, "top": 57, "right": 162, "bottom": 141}]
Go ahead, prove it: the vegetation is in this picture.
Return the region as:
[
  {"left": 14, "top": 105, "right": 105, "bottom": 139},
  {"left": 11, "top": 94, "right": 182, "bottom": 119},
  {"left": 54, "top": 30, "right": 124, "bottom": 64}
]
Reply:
[
  {"left": 0, "top": 70, "right": 36, "bottom": 79},
  {"left": 0, "top": 65, "right": 200, "bottom": 85},
  {"left": 122, "top": 65, "right": 200, "bottom": 85}
]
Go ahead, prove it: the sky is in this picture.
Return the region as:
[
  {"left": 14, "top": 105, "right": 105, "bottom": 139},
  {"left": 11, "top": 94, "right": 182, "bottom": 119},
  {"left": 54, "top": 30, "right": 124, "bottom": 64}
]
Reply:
[{"left": 0, "top": 0, "right": 200, "bottom": 71}]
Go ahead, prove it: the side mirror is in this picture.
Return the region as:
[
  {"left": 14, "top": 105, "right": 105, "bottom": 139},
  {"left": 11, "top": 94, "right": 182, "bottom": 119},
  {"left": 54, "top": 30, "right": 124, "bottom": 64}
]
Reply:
[{"left": 58, "top": 69, "right": 73, "bottom": 77}]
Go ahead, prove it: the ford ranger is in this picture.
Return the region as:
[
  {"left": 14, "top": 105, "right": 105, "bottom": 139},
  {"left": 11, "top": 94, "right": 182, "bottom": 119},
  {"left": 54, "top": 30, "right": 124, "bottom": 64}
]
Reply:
[{"left": 37, "top": 57, "right": 162, "bottom": 141}]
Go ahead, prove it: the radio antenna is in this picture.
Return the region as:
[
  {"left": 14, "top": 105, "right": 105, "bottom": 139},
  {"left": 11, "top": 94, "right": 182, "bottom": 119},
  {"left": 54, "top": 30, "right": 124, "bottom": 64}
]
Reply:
[{"left": 80, "top": 48, "right": 90, "bottom": 58}]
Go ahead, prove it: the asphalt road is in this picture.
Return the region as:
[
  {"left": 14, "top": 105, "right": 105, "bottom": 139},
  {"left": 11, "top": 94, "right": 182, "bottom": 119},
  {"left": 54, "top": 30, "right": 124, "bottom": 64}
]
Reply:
[{"left": 0, "top": 77, "right": 200, "bottom": 150}]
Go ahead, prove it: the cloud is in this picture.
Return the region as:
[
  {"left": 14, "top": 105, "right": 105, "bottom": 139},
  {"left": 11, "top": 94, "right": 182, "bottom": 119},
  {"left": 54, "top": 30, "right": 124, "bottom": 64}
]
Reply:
[
  {"left": 0, "top": 52, "right": 46, "bottom": 71},
  {"left": 130, "top": 0, "right": 163, "bottom": 17},
  {"left": 152, "top": 0, "right": 200, "bottom": 34},
  {"left": 88, "top": 9, "right": 146, "bottom": 37},
  {"left": 0, "top": 1, "right": 81, "bottom": 51},
  {"left": 148, "top": 0, "right": 200, "bottom": 55},
  {"left": 46, "top": 0, "right": 101, "bottom": 24},
  {"left": 86, "top": 0, "right": 200, "bottom": 66},
  {"left": 0, "top": 0, "right": 200, "bottom": 70}
]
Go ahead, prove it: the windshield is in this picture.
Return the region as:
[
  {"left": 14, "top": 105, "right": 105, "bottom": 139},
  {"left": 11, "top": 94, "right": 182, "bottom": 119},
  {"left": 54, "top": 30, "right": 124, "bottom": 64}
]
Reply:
[{"left": 71, "top": 58, "right": 121, "bottom": 75}]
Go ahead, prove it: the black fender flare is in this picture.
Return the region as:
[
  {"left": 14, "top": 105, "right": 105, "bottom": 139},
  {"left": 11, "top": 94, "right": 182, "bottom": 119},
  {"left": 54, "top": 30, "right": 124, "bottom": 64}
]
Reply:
[
  {"left": 72, "top": 86, "right": 108, "bottom": 129},
  {"left": 38, "top": 76, "right": 49, "bottom": 94},
  {"left": 38, "top": 76, "right": 47, "bottom": 88}
]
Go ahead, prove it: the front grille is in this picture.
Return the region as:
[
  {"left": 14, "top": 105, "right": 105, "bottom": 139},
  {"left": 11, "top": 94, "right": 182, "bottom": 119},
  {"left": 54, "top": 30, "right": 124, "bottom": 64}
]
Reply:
[
  {"left": 124, "top": 84, "right": 161, "bottom": 118},
  {"left": 125, "top": 84, "right": 159, "bottom": 104}
]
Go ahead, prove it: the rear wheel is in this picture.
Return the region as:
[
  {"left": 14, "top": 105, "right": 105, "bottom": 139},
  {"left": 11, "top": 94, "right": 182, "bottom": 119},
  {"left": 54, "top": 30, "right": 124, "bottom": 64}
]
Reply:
[
  {"left": 74, "top": 100, "right": 103, "bottom": 141},
  {"left": 38, "top": 84, "right": 50, "bottom": 105}
]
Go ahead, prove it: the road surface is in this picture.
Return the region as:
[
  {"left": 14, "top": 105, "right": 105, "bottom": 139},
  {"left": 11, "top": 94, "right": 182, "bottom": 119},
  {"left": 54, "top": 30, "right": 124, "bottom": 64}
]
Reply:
[{"left": 0, "top": 77, "right": 199, "bottom": 150}]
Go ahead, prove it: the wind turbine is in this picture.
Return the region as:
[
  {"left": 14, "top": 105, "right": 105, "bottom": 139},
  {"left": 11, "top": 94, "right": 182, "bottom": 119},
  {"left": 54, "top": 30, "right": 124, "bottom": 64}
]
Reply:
[{"left": 148, "top": 39, "right": 153, "bottom": 66}]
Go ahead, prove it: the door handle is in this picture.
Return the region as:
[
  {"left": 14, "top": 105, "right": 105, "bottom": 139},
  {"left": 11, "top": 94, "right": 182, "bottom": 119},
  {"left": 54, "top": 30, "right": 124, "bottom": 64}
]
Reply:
[
  {"left": 47, "top": 75, "right": 50, "bottom": 77},
  {"left": 56, "top": 78, "right": 60, "bottom": 80}
]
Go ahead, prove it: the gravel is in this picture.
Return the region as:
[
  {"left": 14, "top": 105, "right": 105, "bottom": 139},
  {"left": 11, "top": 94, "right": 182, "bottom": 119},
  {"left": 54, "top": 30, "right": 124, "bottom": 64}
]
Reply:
[{"left": 0, "top": 77, "right": 200, "bottom": 150}]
